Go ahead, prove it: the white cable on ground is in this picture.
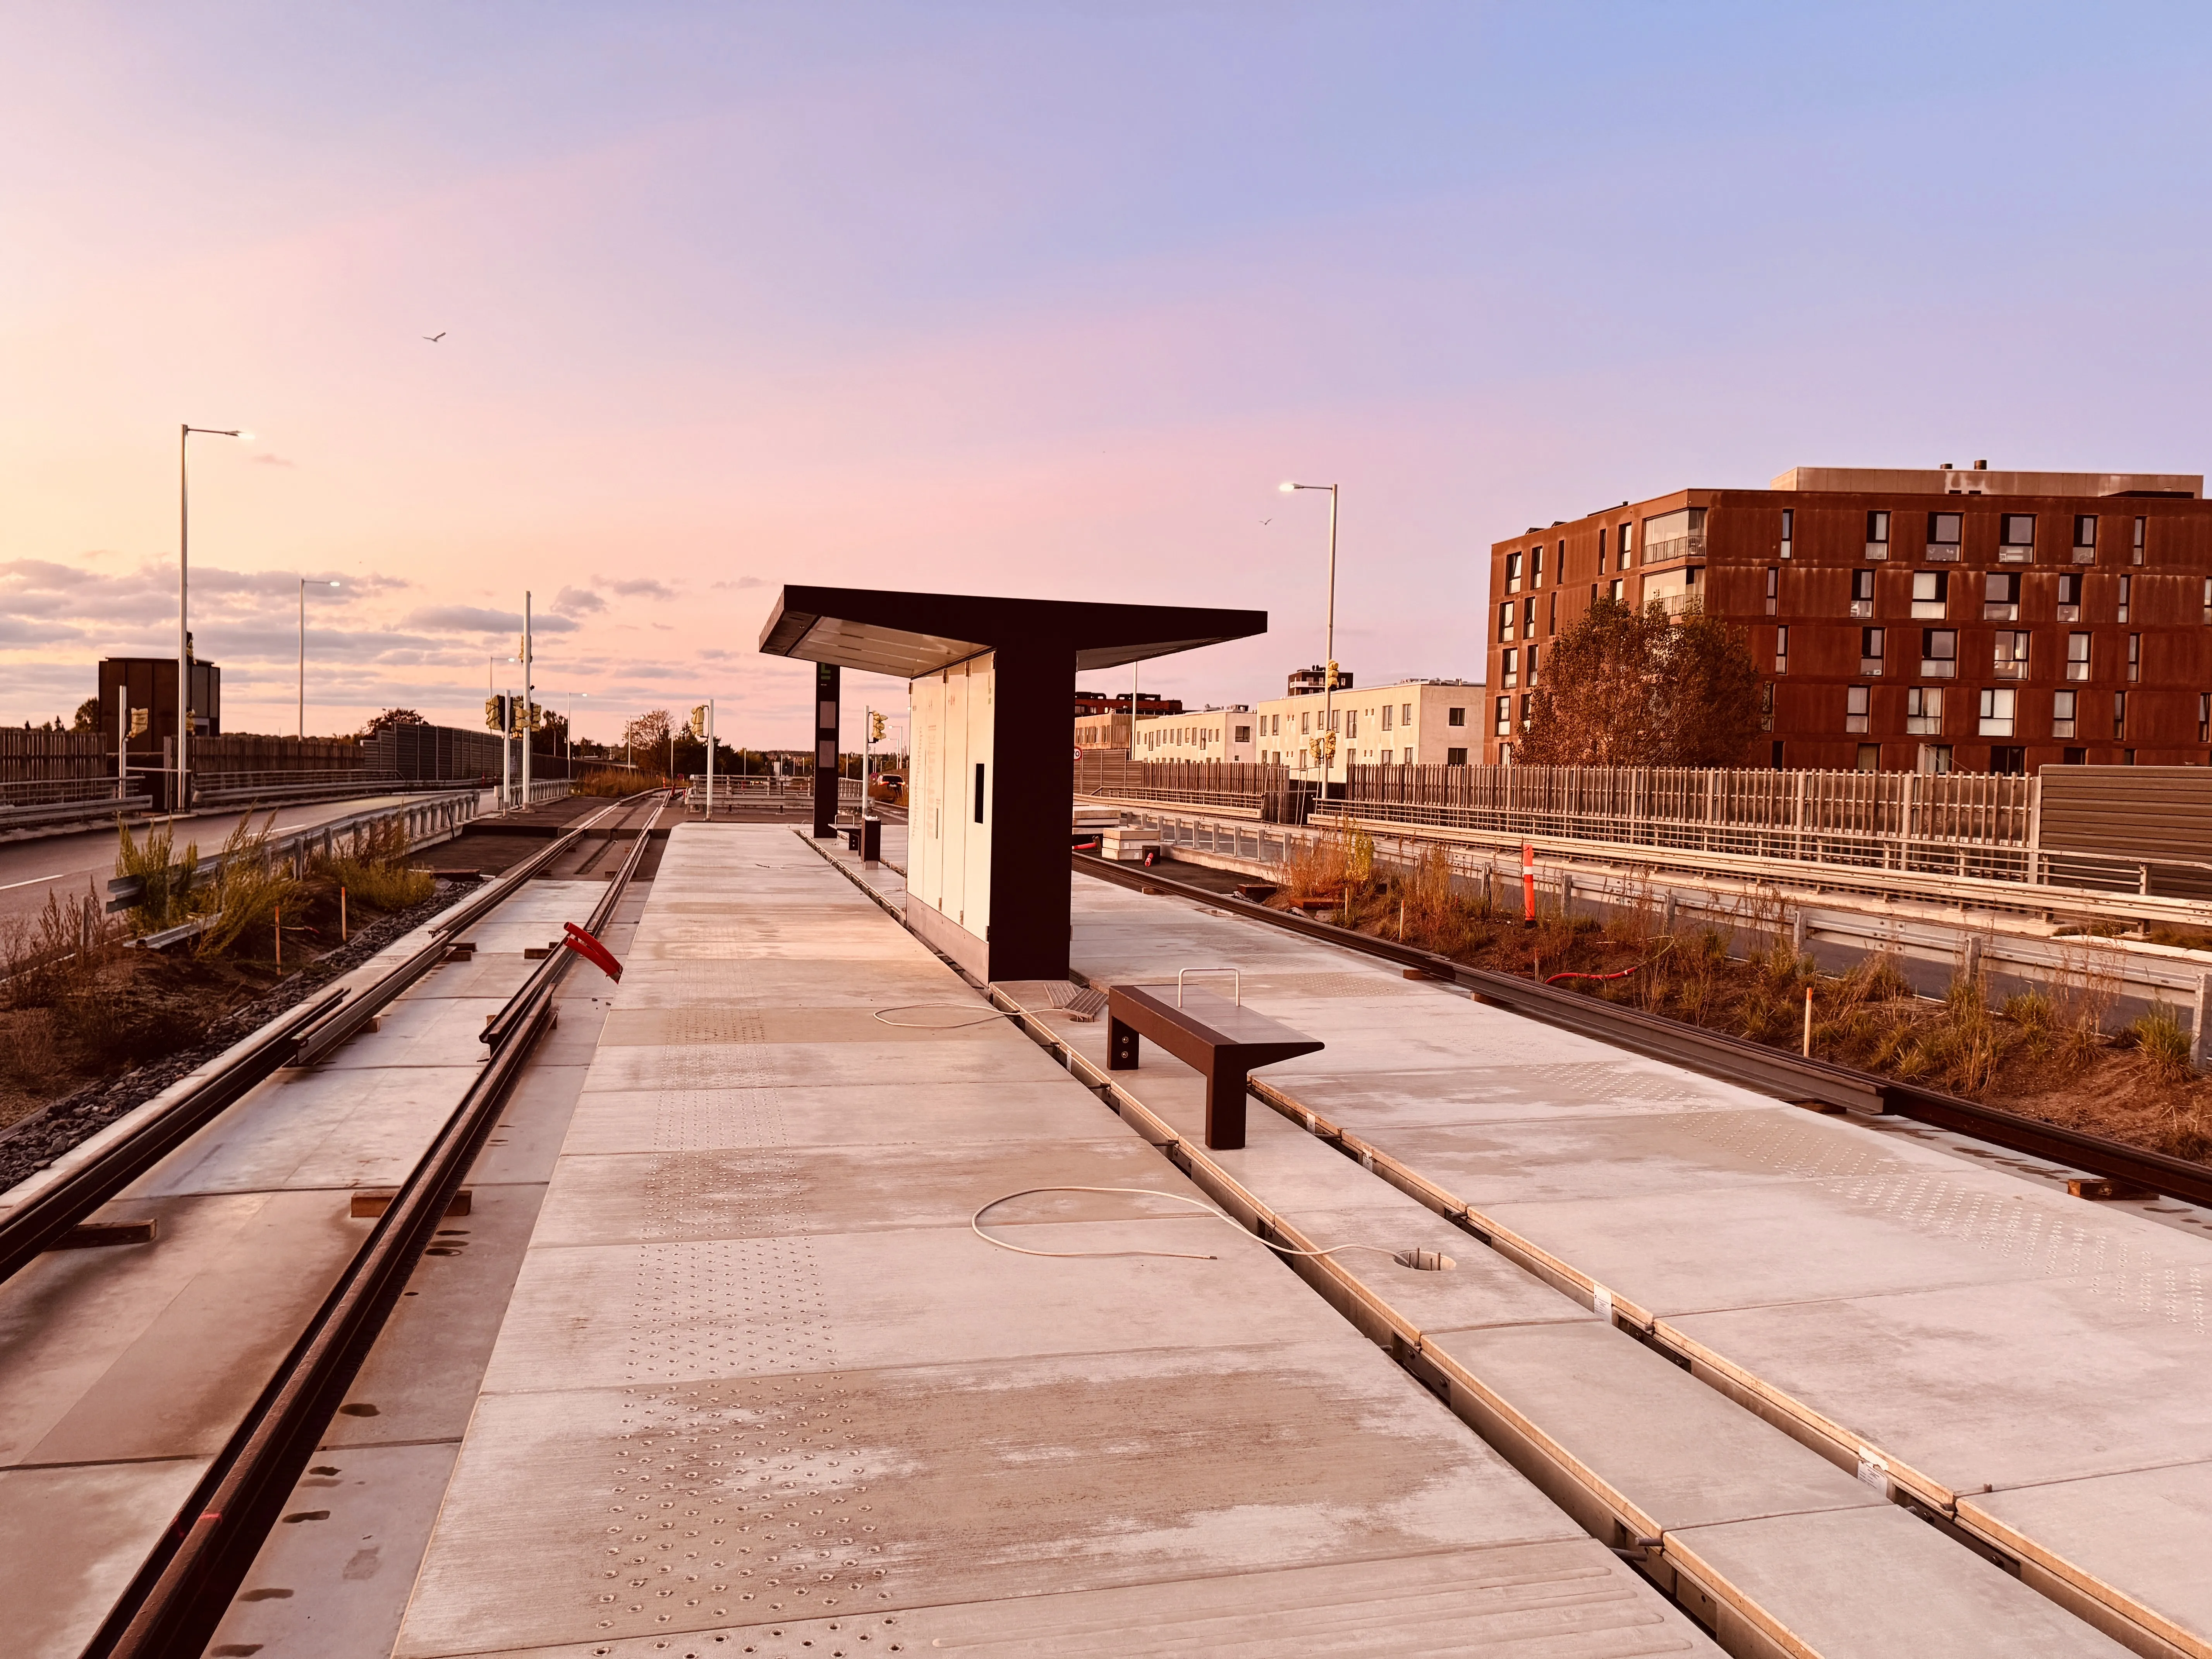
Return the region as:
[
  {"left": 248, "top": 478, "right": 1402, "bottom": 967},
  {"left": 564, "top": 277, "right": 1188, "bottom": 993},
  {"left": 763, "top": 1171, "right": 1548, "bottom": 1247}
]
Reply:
[
  {"left": 972, "top": 1185, "right": 1443, "bottom": 1267},
  {"left": 872, "top": 1005, "right": 1008, "bottom": 1029}
]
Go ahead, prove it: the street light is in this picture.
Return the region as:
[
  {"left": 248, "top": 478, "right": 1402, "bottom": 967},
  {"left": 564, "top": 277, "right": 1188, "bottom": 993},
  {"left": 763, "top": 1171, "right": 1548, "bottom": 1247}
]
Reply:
[
  {"left": 179, "top": 424, "right": 249, "bottom": 810},
  {"left": 299, "top": 578, "right": 340, "bottom": 740},
  {"left": 1281, "top": 480, "right": 1341, "bottom": 791}
]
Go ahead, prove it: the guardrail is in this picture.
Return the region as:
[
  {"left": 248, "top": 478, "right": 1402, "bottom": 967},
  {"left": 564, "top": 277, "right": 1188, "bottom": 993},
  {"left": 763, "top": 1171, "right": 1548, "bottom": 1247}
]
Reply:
[
  {"left": 0, "top": 787, "right": 151, "bottom": 834},
  {"left": 493, "top": 779, "right": 573, "bottom": 809},
  {"left": 106, "top": 792, "right": 480, "bottom": 914}
]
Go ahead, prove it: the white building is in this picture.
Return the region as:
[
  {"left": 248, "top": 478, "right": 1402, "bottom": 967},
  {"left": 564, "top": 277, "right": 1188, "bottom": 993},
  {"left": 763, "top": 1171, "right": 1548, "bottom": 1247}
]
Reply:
[
  {"left": 1131, "top": 704, "right": 1255, "bottom": 762},
  {"left": 1250, "top": 678, "right": 1482, "bottom": 784}
]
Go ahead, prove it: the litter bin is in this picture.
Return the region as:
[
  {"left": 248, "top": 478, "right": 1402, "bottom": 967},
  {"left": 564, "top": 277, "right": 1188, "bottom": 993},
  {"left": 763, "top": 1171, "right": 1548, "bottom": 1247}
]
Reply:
[{"left": 860, "top": 816, "right": 882, "bottom": 863}]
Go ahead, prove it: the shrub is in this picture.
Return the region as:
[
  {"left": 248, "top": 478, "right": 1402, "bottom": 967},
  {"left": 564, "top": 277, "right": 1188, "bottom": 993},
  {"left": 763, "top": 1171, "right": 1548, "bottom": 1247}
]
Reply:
[
  {"left": 2126, "top": 1009, "right": 2194, "bottom": 1080},
  {"left": 116, "top": 820, "right": 199, "bottom": 934},
  {"left": 195, "top": 814, "right": 301, "bottom": 958},
  {"left": 313, "top": 811, "right": 434, "bottom": 913}
]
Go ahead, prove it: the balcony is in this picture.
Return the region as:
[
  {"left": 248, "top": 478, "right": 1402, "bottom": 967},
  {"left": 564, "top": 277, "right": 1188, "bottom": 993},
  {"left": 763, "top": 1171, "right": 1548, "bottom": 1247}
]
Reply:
[
  {"left": 1920, "top": 659, "right": 1956, "bottom": 678},
  {"left": 1850, "top": 598, "right": 1874, "bottom": 617},
  {"left": 1865, "top": 541, "right": 1890, "bottom": 561},
  {"left": 1992, "top": 659, "right": 2028, "bottom": 680},
  {"left": 1926, "top": 544, "right": 1962, "bottom": 562},
  {"left": 2057, "top": 604, "right": 2080, "bottom": 622},
  {"left": 1649, "top": 591, "right": 1702, "bottom": 617},
  {"left": 1997, "top": 546, "right": 2033, "bottom": 564},
  {"left": 1858, "top": 658, "right": 1886, "bottom": 676},
  {"left": 1982, "top": 602, "right": 2017, "bottom": 621},
  {"left": 1644, "top": 533, "right": 1706, "bottom": 565}
]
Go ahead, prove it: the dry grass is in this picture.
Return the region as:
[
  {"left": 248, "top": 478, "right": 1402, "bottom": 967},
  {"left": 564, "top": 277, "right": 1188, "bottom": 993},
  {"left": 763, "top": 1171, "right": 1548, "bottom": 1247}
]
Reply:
[
  {"left": 195, "top": 814, "right": 303, "bottom": 958},
  {"left": 311, "top": 813, "right": 435, "bottom": 915},
  {"left": 115, "top": 819, "right": 200, "bottom": 934},
  {"left": 1277, "top": 832, "right": 1348, "bottom": 906}
]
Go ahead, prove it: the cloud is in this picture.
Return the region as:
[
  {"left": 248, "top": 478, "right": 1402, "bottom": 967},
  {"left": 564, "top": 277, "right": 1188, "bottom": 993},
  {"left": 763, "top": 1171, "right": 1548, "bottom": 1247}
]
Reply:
[
  {"left": 595, "top": 575, "right": 675, "bottom": 600},
  {"left": 555, "top": 585, "right": 605, "bottom": 613},
  {"left": 249, "top": 453, "right": 295, "bottom": 467},
  {"left": 402, "top": 604, "right": 578, "bottom": 634},
  {"left": 709, "top": 576, "right": 766, "bottom": 590}
]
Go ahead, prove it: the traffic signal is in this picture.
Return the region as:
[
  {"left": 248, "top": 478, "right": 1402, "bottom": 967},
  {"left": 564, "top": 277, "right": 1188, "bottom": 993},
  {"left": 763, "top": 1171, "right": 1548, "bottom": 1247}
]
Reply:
[
  {"left": 689, "top": 705, "right": 709, "bottom": 740},
  {"left": 869, "top": 711, "right": 886, "bottom": 743},
  {"left": 485, "top": 694, "right": 510, "bottom": 733}
]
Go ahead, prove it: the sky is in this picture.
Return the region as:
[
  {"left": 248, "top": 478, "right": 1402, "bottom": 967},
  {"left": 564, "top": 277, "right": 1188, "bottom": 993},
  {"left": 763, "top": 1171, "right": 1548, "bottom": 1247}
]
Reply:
[{"left": 6, "top": 2, "right": 2212, "bottom": 749}]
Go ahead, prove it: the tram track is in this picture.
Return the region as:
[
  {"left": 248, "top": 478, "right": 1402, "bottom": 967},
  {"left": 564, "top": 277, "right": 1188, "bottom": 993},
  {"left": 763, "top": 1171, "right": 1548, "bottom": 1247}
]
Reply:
[
  {"left": 0, "top": 788, "right": 663, "bottom": 1659},
  {"left": 1074, "top": 850, "right": 2212, "bottom": 1211}
]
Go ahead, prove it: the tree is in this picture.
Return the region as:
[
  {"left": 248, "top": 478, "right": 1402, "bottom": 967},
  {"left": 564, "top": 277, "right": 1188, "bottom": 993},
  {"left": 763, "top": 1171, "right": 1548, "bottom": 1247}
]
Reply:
[
  {"left": 1515, "top": 598, "right": 1761, "bottom": 768},
  {"left": 361, "top": 708, "right": 429, "bottom": 736},
  {"left": 72, "top": 697, "right": 102, "bottom": 732},
  {"left": 1655, "top": 605, "right": 1764, "bottom": 766},
  {"left": 1512, "top": 598, "right": 1668, "bottom": 766},
  {"left": 623, "top": 709, "right": 671, "bottom": 752}
]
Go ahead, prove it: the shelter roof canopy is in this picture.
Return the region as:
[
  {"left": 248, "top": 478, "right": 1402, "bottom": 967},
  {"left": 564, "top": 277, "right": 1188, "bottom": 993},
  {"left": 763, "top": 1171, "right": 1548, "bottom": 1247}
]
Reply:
[{"left": 758, "top": 586, "right": 1266, "bottom": 679}]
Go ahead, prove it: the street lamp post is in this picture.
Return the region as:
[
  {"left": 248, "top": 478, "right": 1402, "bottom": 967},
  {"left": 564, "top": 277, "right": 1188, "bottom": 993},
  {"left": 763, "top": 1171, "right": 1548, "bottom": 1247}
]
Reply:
[
  {"left": 299, "top": 579, "right": 340, "bottom": 740},
  {"left": 1280, "top": 481, "right": 1341, "bottom": 792},
  {"left": 179, "top": 423, "right": 249, "bottom": 811}
]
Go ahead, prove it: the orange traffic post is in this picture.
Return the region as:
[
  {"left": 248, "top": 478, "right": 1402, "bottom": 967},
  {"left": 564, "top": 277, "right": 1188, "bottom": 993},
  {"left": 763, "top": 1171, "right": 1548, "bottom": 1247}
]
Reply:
[{"left": 1521, "top": 843, "right": 1537, "bottom": 924}]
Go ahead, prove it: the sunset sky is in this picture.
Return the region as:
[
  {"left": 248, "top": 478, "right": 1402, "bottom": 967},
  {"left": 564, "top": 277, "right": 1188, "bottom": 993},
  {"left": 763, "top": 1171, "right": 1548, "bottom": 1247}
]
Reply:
[{"left": 6, "top": 3, "right": 2211, "bottom": 747}]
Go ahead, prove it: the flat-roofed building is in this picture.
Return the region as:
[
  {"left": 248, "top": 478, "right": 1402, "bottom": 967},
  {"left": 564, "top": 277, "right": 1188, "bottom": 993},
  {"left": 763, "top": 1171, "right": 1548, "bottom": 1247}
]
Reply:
[
  {"left": 1132, "top": 705, "right": 1255, "bottom": 762},
  {"left": 1253, "top": 677, "right": 1481, "bottom": 784},
  {"left": 1486, "top": 463, "right": 2212, "bottom": 773}
]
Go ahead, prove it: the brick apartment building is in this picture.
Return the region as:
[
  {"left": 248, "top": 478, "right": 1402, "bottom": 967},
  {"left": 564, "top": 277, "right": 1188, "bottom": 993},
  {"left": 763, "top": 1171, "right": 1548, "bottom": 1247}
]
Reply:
[{"left": 1484, "top": 464, "right": 2212, "bottom": 773}]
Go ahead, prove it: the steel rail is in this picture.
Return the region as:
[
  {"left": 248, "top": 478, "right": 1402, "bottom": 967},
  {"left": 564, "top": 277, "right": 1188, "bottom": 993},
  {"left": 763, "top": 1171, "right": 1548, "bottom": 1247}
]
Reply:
[
  {"left": 87, "top": 792, "right": 664, "bottom": 1659},
  {"left": 1073, "top": 852, "right": 2212, "bottom": 1210},
  {"left": 289, "top": 791, "right": 651, "bottom": 1068},
  {"left": 478, "top": 792, "right": 665, "bottom": 1052},
  {"left": 0, "top": 988, "right": 347, "bottom": 1285}
]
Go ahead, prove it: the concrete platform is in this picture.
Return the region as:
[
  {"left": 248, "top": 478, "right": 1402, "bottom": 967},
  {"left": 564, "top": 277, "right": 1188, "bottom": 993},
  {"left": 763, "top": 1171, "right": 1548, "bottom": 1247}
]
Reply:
[
  {"left": 1025, "top": 872, "right": 2161, "bottom": 1658},
  {"left": 392, "top": 824, "right": 1709, "bottom": 1659}
]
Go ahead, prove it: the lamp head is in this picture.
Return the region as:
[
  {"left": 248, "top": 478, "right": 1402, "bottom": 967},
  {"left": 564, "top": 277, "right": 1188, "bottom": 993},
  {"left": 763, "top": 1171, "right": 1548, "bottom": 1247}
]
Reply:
[
  {"left": 1279, "top": 481, "right": 1297, "bottom": 492},
  {"left": 235, "top": 430, "right": 254, "bottom": 442}
]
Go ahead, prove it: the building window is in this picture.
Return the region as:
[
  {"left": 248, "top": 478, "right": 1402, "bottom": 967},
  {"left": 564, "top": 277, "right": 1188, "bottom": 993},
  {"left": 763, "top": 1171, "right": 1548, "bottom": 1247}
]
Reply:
[
  {"left": 1911, "top": 570, "right": 1948, "bottom": 618},
  {"left": 1531, "top": 547, "right": 1545, "bottom": 588},
  {"left": 1235, "top": 725, "right": 1250, "bottom": 744},
  {"left": 1597, "top": 527, "right": 1609, "bottom": 569},
  {"left": 1402, "top": 747, "right": 1412, "bottom": 763},
  {"left": 1906, "top": 686, "right": 1943, "bottom": 735},
  {"left": 2118, "top": 574, "right": 2131, "bottom": 622},
  {"left": 1991, "top": 745, "right": 2027, "bottom": 775},
  {"left": 1927, "top": 512, "right": 1963, "bottom": 561},
  {"left": 1499, "top": 601, "right": 1515, "bottom": 641},
  {"left": 2063, "top": 747, "right": 2085, "bottom": 765},
  {"left": 1983, "top": 572, "right": 2020, "bottom": 620},
  {"left": 1774, "top": 626, "right": 1789, "bottom": 673},
  {"left": 1781, "top": 508, "right": 1794, "bottom": 560},
  {"left": 1979, "top": 687, "right": 2016, "bottom": 736},
  {"left": 1523, "top": 597, "right": 1537, "bottom": 634},
  {"left": 1861, "top": 627, "right": 1886, "bottom": 676},
  {"left": 2201, "top": 693, "right": 2209, "bottom": 745},
  {"left": 1494, "top": 696, "right": 1511, "bottom": 737},
  {"left": 1506, "top": 551, "right": 1522, "bottom": 594},
  {"left": 1760, "top": 682, "right": 1774, "bottom": 731},
  {"left": 1771, "top": 740, "right": 1786, "bottom": 769},
  {"left": 1850, "top": 568, "right": 1875, "bottom": 617},
  {"left": 1346, "top": 709, "right": 1359, "bottom": 739},
  {"left": 1845, "top": 684, "right": 1870, "bottom": 733},
  {"left": 1993, "top": 631, "right": 2030, "bottom": 679},
  {"left": 2052, "top": 634, "right": 2088, "bottom": 691},
  {"left": 1526, "top": 646, "right": 1540, "bottom": 686},
  {"left": 1548, "top": 593, "right": 1557, "bottom": 633},
  {"left": 1921, "top": 629, "right": 1958, "bottom": 678},
  {"left": 1867, "top": 509, "right": 1891, "bottom": 561},
  {"left": 1620, "top": 522, "right": 1634, "bottom": 565},
  {"left": 2057, "top": 572, "right": 2083, "bottom": 622},
  {"left": 2203, "top": 577, "right": 2212, "bottom": 623},
  {"left": 2114, "top": 690, "right": 2128, "bottom": 739},
  {"left": 1765, "top": 566, "right": 1779, "bottom": 616},
  {"left": 1381, "top": 703, "right": 1393, "bottom": 731},
  {"left": 1999, "top": 514, "right": 2035, "bottom": 563},
  {"left": 1448, "top": 706, "right": 1467, "bottom": 727},
  {"left": 2128, "top": 633, "right": 2141, "bottom": 682},
  {"left": 1401, "top": 703, "right": 1411, "bottom": 724},
  {"left": 1447, "top": 747, "right": 1468, "bottom": 766},
  {"left": 1856, "top": 743, "right": 1881, "bottom": 772},
  {"left": 1609, "top": 578, "right": 1624, "bottom": 602},
  {"left": 1920, "top": 744, "right": 1953, "bottom": 775},
  {"left": 2053, "top": 690, "right": 2076, "bottom": 739},
  {"left": 1301, "top": 711, "right": 1311, "bottom": 733},
  {"left": 2073, "top": 515, "right": 2097, "bottom": 563},
  {"left": 2133, "top": 516, "right": 2147, "bottom": 565}
]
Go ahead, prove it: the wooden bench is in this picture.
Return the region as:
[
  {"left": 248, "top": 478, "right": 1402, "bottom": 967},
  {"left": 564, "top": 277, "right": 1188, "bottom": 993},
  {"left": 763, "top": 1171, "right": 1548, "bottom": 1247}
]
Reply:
[{"left": 1106, "top": 983, "right": 1324, "bottom": 1151}]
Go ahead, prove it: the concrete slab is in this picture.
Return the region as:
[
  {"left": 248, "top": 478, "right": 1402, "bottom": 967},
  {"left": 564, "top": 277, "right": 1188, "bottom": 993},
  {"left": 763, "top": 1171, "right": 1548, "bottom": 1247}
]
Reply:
[
  {"left": 206, "top": 1441, "right": 462, "bottom": 1659},
  {"left": 1962, "top": 1461, "right": 2212, "bottom": 1659},
  {"left": 561, "top": 1079, "right": 1127, "bottom": 1154},
  {"left": 398, "top": 1340, "right": 1597, "bottom": 1657},
  {"left": 0, "top": 1458, "right": 207, "bottom": 1659}
]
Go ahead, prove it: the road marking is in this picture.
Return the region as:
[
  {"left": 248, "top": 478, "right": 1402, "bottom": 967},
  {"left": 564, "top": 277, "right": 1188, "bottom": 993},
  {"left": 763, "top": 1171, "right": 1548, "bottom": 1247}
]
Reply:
[{"left": 0, "top": 871, "right": 74, "bottom": 892}]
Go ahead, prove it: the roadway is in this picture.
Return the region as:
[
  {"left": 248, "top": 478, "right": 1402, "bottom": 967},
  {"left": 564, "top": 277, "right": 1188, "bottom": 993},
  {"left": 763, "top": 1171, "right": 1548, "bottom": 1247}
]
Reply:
[{"left": 0, "top": 792, "right": 489, "bottom": 934}]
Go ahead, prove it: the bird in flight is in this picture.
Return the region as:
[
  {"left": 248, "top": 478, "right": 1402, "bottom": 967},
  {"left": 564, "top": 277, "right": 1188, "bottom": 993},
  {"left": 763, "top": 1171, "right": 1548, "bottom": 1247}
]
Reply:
[
  {"left": 424, "top": 331, "right": 446, "bottom": 342},
  {"left": 1261, "top": 518, "right": 1272, "bottom": 526}
]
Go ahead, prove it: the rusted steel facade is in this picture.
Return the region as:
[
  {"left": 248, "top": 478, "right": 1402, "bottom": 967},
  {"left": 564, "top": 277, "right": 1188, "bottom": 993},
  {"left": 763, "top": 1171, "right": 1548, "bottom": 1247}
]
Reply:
[{"left": 1485, "top": 468, "right": 2212, "bottom": 773}]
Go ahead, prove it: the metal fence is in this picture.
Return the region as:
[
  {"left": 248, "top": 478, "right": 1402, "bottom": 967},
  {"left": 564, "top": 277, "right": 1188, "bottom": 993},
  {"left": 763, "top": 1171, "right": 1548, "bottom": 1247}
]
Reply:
[{"left": 1337, "top": 763, "right": 2039, "bottom": 879}]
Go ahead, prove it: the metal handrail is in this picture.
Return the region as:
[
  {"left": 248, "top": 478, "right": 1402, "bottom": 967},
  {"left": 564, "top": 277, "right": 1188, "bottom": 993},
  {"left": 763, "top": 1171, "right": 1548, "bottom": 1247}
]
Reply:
[{"left": 106, "top": 791, "right": 479, "bottom": 912}]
